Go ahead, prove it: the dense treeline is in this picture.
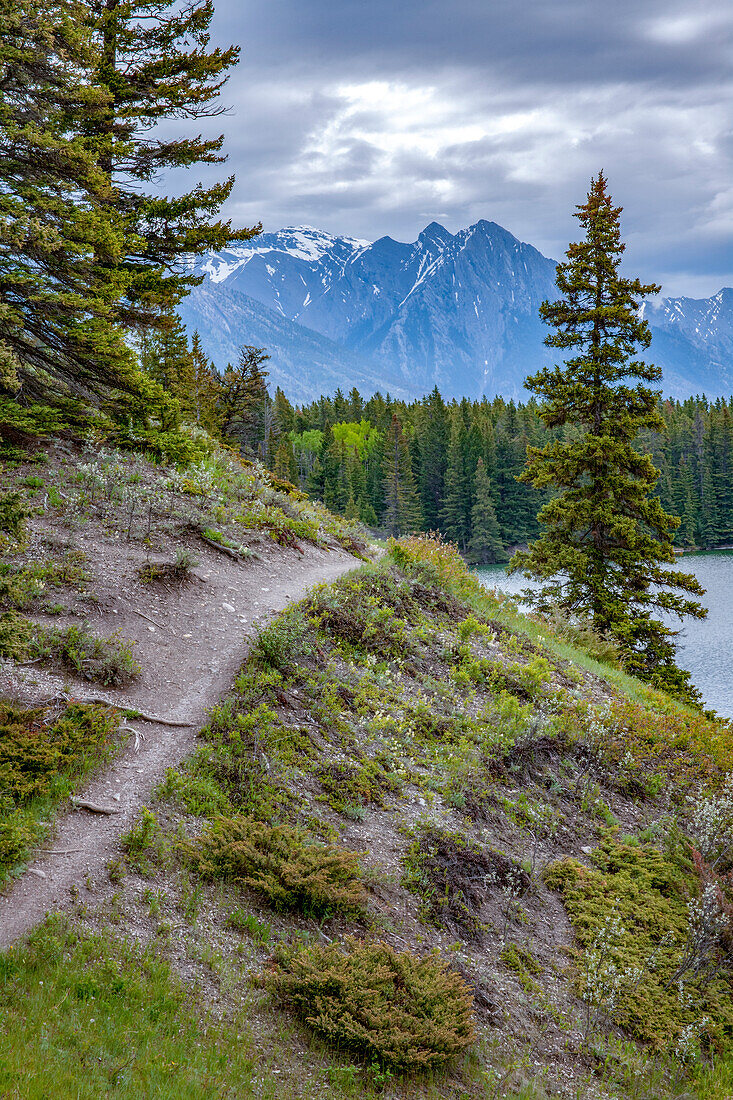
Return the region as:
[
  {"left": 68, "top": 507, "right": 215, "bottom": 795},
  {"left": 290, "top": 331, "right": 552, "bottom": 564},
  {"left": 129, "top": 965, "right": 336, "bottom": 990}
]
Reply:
[
  {"left": 287, "top": 388, "right": 733, "bottom": 559},
  {"left": 149, "top": 324, "right": 733, "bottom": 561}
]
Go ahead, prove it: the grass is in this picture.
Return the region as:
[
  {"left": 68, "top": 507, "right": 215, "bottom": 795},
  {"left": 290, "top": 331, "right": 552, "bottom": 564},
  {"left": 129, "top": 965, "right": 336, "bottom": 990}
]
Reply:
[{"left": 0, "top": 917, "right": 274, "bottom": 1100}]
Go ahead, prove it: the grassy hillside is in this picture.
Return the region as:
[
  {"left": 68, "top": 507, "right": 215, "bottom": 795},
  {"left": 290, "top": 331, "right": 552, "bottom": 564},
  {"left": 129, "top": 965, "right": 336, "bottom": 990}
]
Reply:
[{"left": 1, "top": 415, "right": 732, "bottom": 1098}]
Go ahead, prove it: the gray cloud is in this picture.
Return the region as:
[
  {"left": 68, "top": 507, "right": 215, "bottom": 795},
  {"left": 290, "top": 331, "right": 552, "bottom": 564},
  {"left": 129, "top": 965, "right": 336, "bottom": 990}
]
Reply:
[{"left": 177, "top": 0, "right": 733, "bottom": 297}]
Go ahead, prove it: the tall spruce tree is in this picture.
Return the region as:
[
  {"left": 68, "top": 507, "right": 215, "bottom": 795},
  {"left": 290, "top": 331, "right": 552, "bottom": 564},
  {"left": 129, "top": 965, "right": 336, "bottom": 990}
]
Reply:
[
  {"left": 467, "top": 458, "right": 505, "bottom": 563},
  {"left": 86, "top": 0, "right": 259, "bottom": 328},
  {"left": 0, "top": 0, "right": 135, "bottom": 398},
  {"left": 510, "top": 173, "right": 706, "bottom": 702},
  {"left": 219, "top": 345, "right": 270, "bottom": 454},
  {"left": 418, "top": 386, "right": 449, "bottom": 531},
  {"left": 441, "top": 411, "right": 471, "bottom": 550},
  {"left": 189, "top": 331, "right": 221, "bottom": 430}
]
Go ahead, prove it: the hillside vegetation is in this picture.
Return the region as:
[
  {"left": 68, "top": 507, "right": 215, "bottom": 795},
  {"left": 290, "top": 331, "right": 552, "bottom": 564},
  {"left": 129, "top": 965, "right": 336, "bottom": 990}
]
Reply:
[
  {"left": 1, "top": 432, "right": 732, "bottom": 1099},
  {"left": 0, "top": 407, "right": 366, "bottom": 888}
]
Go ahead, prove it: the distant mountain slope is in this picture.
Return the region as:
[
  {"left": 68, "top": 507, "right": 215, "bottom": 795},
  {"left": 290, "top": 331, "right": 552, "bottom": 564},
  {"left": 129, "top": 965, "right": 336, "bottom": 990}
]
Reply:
[
  {"left": 179, "top": 281, "right": 409, "bottom": 404},
  {"left": 643, "top": 289, "right": 733, "bottom": 396},
  {"left": 178, "top": 222, "right": 733, "bottom": 401}
]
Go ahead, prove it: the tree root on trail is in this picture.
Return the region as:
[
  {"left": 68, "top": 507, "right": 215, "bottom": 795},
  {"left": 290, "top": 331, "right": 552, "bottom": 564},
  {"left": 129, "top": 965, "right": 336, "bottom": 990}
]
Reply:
[
  {"left": 38, "top": 692, "right": 192, "bottom": 727},
  {"left": 201, "top": 534, "right": 258, "bottom": 562}
]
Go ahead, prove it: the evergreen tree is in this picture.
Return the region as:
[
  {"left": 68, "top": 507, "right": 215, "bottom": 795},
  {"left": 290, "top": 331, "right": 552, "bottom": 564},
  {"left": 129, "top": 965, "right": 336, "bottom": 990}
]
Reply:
[
  {"left": 347, "top": 387, "right": 364, "bottom": 420},
  {"left": 467, "top": 459, "right": 506, "bottom": 563},
  {"left": 320, "top": 423, "right": 339, "bottom": 510},
  {"left": 86, "top": 0, "right": 258, "bottom": 328},
  {"left": 441, "top": 411, "right": 471, "bottom": 550},
  {"left": 140, "top": 308, "right": 194, "bottom": 404},
  {"left": 672, "top": 457, "right": 697, "bottom": 547},
  {"left": 189, "top": 332, "right": 221, "bottom": 431},
  {"left": 273, "top": 388, "right": 296, "bottom": 434},
  {"left": 418, "top": 387, "right": 449, "bottom": 531},
  {"left": 273, "top": 437, "right": 298, "bottom": 483},
  {"left": 0, "top": 0, "right": 135, "bottom": 398},
  {"left": 511, "top": 173, "right": 706, "bottom": 702},
  {"left": 382, "top": 414, "right": 422, "bottom": 535},
  {"left": 219, "top": 345, "right": 270, "bottom": 454}
]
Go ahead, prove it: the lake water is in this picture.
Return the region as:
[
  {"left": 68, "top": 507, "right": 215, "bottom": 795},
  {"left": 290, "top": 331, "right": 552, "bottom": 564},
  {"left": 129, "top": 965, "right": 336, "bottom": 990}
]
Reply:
[{"left": 474, "top": 551, "right": 733, "bottom": 717}]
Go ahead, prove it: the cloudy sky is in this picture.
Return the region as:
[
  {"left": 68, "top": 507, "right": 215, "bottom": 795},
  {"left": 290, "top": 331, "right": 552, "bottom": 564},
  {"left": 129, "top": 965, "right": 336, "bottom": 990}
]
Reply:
[{"left": 196, "top": 0, "right": 732, "bottom": 298}]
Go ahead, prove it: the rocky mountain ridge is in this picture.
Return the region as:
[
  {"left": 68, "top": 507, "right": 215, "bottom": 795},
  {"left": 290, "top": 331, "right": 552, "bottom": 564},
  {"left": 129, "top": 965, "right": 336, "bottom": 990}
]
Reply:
[{"left": 178, "top": 222, "right": 733, "bottom": 402}]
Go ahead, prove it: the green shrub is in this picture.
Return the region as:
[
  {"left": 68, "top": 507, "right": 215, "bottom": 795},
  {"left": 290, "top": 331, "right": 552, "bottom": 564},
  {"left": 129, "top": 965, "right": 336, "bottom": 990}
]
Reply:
[
  {"left": 500, "top": 943, "right": 541, "bottom": 993},
  {"left": 266, "top": 938, "right": 475, "bottom": 1072},
  {"left": 0, "top": 611, "right": 36, "bottom": 660},
  {"left": 542, "top": 608, "right": 621, "bottom": 666},
  {"left": 194, "top": 815, "right": 365, "bottom": 916},
  {"left": 0, "top": 490, "right": 29, "bottom": 543},
  {"left": 41, "top": 625, "right": 140, "bottom": 685},
  {"left": 0, "top": 555, "right": 90, "bottom": 612},
  {"left": 545, "top": 838, "right": 733, "bottom": 1049},
  {"left": 306, "top": 571, "right": 417, "bottom": 658},
  {"left": 253, "top": 611, "right": 312, "bottom": 671},
  {"left": 0, "top": 702, "right": 119, "bottom": 881},
  {"left": 317, "top": 757, "right": 401, "bottom": 812}
]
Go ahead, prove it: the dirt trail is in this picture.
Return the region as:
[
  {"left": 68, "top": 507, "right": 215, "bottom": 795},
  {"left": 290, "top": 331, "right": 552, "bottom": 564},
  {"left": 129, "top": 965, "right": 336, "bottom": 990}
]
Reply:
[{"left": 0, "top": 540, "right": 357, "bottom": 948}]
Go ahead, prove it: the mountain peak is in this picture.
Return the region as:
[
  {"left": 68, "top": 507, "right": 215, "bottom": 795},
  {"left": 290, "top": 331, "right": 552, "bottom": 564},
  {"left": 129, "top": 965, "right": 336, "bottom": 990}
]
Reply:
[{"left": 418, "top": 221, "right": 452, "bottom": 245}]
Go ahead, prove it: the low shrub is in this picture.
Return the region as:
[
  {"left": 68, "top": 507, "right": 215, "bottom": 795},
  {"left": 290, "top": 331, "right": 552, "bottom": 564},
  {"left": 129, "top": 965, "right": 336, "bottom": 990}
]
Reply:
[
  {"left": 0, "top": 490, "right": 29, "bottom": 544},
  {"left": 252, "top": 611, "right": 312, "bottom": 672},
  {"left": 317, "top": 757, "right": 401, "bottom": 812},
  {"left": 0, "top": 554, "right": 90, "bottom": 612},
  {"left": 41, "top": 625, "right": 140, "bottom": 686},
  {"left": 194, "top": 815, "right": 365, "bottom": 916},
  {"left": 306, "top": 571, "right": 418, "bottom": 658},
  {"left": 236, "top": 504, "right": 319, "bottom": 548},
  {"left": 138, "top": 549, "right": 197, "bottom": 586},
  {"left": 500, "top": 943, "right": 541, "bottom": 993},
  {"left": 266, "top": 938, "right": 475, "bottom": 1073},
  {"left": 0, "top": 610, "right": 36, "bottom": 660},
  {"left": 0, "top": 702, "right": 119, "bottom": 881},
  {"left": 542, "top": 608, "right": 621, "bottom": 667},
  {"left": 544, "top": 837, "right": 733, "bottom": 1048}
]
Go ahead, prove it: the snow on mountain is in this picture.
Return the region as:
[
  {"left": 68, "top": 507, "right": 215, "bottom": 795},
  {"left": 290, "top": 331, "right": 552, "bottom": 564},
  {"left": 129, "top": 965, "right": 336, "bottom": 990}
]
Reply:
[{"left": 179, "top": 223, "right": 733, "bottom": 401}]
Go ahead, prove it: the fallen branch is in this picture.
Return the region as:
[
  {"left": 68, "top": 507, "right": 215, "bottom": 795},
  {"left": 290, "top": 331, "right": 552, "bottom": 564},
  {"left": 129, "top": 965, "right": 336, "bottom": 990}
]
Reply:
[
  {"left": 33, "top": 848, "right": 83, "bottom": 855},
  {"left": 201, "top": 534, "right": 258, "bottom": 562},
  {"left": 201, "top": 534, "right": 242, "bottom": 559},
  {"left": 71, "top": 797, "right": 121, "bottom": 815},
  {"left": 133, "top": 609, "right": 160, "bottom": 627}
]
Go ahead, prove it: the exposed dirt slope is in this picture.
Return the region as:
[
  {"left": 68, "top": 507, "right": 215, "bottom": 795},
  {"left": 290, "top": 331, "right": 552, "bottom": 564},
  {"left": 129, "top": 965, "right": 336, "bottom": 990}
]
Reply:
[{"left": 0, "top": 537, "right": 357, "bottom": 947}]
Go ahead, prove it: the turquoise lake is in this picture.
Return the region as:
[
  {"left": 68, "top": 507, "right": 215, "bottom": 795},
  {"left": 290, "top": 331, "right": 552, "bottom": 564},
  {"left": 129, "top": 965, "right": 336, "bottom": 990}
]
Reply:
[{"left": 475, "top": 551, "right": 733, "bottom": 717}]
